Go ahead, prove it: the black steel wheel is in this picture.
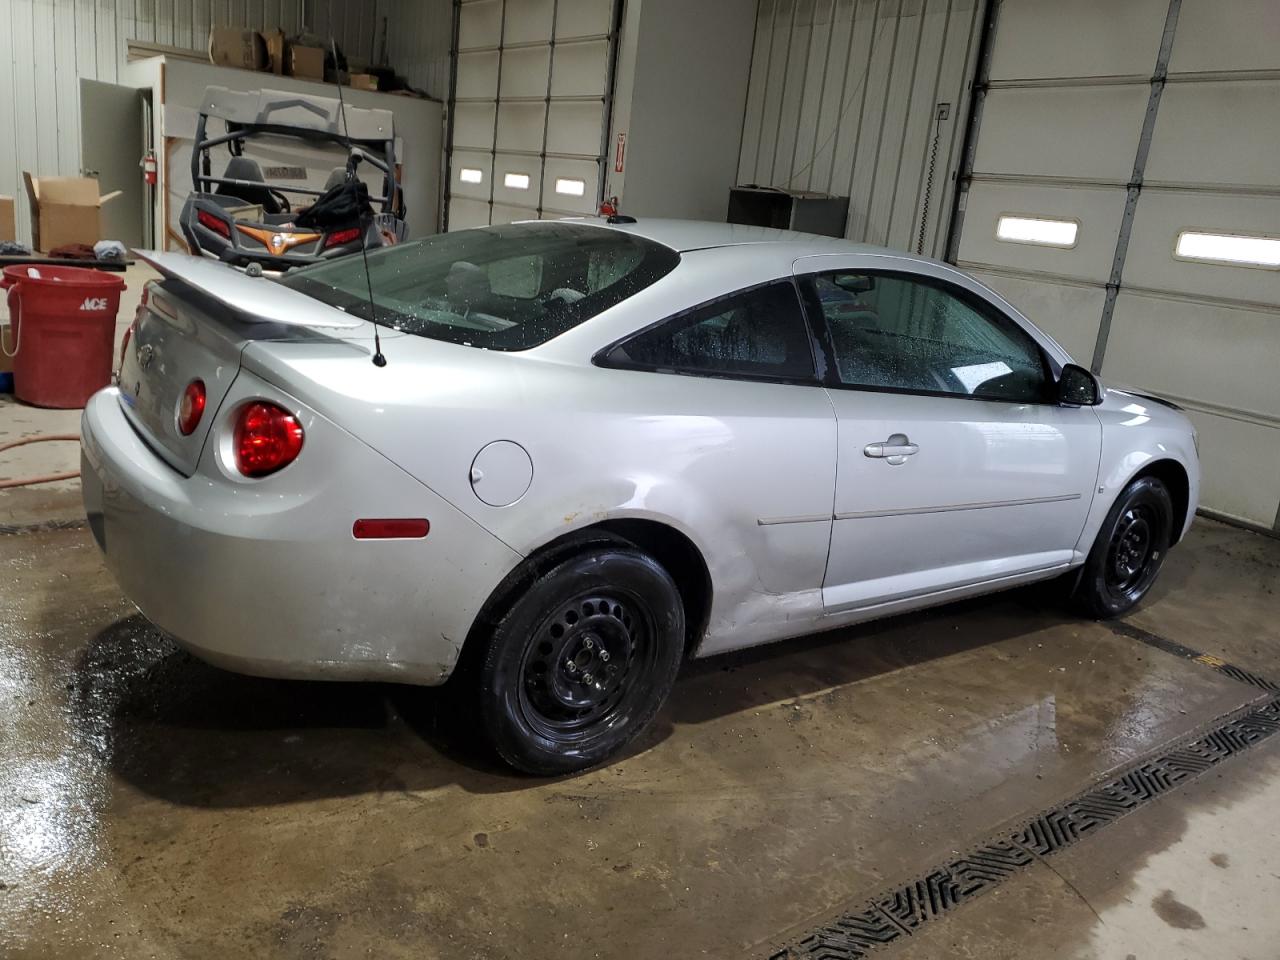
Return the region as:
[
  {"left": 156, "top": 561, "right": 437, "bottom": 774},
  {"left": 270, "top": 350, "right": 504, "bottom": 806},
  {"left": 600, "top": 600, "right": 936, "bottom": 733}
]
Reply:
[
  {"left": 1073, "top": 475, "right": 1173, "bottom": 618},
  {"left": 478, "top": 546, "right": 684, "bottom": 775}
]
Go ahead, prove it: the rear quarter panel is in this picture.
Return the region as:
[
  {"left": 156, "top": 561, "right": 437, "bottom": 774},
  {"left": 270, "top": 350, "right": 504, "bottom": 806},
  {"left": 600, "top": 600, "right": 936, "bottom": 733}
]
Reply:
[
  {"left": 243, "top": 246, "right": 840, "bottom": 653},
  {"left": 245, "top": 340, "right": 839, "bottom": 653}
]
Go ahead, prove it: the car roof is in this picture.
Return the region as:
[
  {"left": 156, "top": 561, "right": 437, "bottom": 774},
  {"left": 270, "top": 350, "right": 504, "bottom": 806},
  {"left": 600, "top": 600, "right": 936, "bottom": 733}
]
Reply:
[
  {"left": 516, "top": 215, "right": 940, "bottom": 265},
  {"left": 603, "top": 217, "right": 843, "bottom": 252}
]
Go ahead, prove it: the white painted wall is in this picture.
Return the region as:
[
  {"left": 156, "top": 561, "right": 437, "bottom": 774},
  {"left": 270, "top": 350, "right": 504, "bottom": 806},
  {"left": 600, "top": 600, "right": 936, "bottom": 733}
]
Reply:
[
  {"left": 0, "top": 0, "right": 451, "bottom": 246},
  {"left": 604, "top": 0, "right": 758, "bottom": 222}
]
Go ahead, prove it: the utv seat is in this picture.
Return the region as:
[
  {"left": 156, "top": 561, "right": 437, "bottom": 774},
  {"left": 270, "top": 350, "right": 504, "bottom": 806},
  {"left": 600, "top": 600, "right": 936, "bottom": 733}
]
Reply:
[{"left": 215, "top": 157, "right": 283, "bottom": 215}]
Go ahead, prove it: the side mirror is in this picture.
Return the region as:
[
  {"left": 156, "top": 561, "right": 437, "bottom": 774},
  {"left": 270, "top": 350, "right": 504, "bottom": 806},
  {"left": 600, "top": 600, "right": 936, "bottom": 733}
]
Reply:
[{"left": 1058, "top": 363, "right": 1102, "bottom": 406}]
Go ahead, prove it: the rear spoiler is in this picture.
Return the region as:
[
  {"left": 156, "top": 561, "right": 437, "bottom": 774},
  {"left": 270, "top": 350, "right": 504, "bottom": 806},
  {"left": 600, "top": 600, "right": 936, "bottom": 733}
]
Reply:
[{"left": 135, "top": 250, "right": 362, "bottom": 329}]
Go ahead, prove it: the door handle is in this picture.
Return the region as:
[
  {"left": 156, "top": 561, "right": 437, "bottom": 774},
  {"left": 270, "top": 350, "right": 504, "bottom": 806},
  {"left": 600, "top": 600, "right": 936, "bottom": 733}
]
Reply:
[{"left": 864, "top": 433, "right": 919, "bottom": 465}]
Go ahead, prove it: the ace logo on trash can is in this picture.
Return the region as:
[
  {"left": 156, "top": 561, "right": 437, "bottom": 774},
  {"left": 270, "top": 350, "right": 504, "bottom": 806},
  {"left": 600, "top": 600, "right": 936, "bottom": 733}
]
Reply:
[{"left": 79, "top": 296, "right": 110, "bottom": 312}]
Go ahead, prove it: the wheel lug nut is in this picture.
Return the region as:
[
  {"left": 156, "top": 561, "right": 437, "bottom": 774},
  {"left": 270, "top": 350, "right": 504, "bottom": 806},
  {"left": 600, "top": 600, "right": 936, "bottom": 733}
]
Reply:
[
  {"left": 583, "top": 673, "right": 594, "bottom": 684},
  {"left": 566, "top": 661, "right": 577, "bottom": 672},
  {"left": 600, "top": 650, "right": 610, "bottom": 662},
  {"left": 584, "top": 638, "right": 594, "bottom": 649}
]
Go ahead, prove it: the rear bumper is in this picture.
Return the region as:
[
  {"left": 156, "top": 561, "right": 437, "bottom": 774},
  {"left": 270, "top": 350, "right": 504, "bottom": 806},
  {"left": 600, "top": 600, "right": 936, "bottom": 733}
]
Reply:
[{"left": 81, "top": 385, "right": 521, "bottom": 684}]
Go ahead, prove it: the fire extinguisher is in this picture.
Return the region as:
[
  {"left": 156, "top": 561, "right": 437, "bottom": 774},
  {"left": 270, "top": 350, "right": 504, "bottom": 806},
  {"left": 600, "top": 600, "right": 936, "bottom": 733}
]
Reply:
[{"left": 141, "top": 150, "right": 157, "bottom": 186}]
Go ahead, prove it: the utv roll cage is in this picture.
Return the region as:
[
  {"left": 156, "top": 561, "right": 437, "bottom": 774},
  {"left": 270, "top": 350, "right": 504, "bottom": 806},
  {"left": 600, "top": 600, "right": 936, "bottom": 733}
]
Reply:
[{"left": 190, "top": 85, "right": 404, "bottom": 218}]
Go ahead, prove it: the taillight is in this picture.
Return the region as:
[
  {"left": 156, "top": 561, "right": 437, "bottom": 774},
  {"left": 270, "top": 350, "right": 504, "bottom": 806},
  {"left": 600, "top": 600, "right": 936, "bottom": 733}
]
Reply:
[
  {"left": 323, "top": 226, "right": 362, "bottom": 249},
  {"left": 177, "top": 379, "right": 206, "bottom": 436},
  {"left": 197, "top": 209, "right": 231, "bottom": 239},
  {"left": 233, "top": 401, "right": 304, "bottom": 477}
]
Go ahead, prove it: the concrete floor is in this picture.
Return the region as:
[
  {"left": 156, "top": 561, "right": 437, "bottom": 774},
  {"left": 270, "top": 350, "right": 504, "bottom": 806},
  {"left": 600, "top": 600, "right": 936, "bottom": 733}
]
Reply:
[
  {"left": 1, "top": 513, "right": 1277, "bottom": 959},
  {"left": 888, "top": 733, "right": 1280, "bottom": 959}
]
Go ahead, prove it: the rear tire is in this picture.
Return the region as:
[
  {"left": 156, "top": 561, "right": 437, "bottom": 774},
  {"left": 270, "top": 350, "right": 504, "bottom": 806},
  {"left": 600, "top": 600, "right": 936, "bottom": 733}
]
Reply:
[
  {"left": 1072, "top": 475, "right": 1173, "bottom": 619},
  {"left": 477, "top": 546, "right": 684, "bottom": 775}
]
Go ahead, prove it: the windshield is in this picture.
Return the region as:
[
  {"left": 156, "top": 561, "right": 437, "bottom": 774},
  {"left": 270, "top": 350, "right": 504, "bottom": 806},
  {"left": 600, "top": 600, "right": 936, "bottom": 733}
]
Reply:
[{"left": 280, "top": 222, "right": 680, "bottom": 350}]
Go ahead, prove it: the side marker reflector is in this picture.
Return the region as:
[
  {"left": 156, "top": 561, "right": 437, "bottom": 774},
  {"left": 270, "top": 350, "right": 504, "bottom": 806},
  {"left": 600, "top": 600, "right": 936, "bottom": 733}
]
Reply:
[{"left": 353, "top": 518, "right": 430, "bottom": 540}]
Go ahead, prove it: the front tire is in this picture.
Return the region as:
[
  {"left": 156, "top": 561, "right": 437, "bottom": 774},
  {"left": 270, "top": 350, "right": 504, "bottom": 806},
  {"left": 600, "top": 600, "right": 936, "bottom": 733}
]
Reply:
[
  {"left": 477, "top": 546, "right": 685, "bottom": 775},
  {"left": 1072, "top": 475, "right": 1173, "bottom": 618}
]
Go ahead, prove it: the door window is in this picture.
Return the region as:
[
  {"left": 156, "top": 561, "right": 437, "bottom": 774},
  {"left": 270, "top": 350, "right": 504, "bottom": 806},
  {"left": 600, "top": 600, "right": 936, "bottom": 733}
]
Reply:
[
  {"left": 603, "top": 282, "right": 816, "bottom": 381},
  {"left": 801, "top": 272, "right": 1049, "bottom": 402}
]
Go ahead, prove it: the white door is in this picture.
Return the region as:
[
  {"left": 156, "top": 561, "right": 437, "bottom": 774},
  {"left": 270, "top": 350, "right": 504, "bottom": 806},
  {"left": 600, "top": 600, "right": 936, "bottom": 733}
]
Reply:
[
  {"left": 80, "top": 79, "right": 146, "bottom": 249},
  {"left": 794, "top": 260, "right": 1103, "bottom": 612},
  {"left": 447, "top": 0, "right": 619, "bottom": 229}
]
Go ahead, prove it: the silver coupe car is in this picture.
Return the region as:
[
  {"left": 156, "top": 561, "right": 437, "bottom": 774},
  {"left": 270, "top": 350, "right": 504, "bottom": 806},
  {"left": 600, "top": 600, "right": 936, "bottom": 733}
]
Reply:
[{"left": 81, "top": 218, "right": 1200, "bottom": 773}]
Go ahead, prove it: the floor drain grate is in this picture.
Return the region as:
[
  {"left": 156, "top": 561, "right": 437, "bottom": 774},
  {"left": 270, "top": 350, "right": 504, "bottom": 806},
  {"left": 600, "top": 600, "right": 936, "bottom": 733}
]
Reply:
[
  {"left": 767, "top": 695, "right": 1280, "bottom": 959},
  {"left": 1106, "top": 620, "right": 1279, "bottom": 692},
  {"left": 1217, "top": 662, "right": 1280, "bottom": 692}
]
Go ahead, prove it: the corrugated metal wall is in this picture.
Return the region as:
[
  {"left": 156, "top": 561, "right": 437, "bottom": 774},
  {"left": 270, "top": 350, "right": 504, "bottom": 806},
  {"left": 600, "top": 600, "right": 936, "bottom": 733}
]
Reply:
[
  {"left": 376, "top": 0, "right": 453, "bottom": 98},
  {"left": 736, "top": 0, "right": 984, "bottom": 255},
  {"left": 0, "top": 0, "right": 451, "bottom": 245}
]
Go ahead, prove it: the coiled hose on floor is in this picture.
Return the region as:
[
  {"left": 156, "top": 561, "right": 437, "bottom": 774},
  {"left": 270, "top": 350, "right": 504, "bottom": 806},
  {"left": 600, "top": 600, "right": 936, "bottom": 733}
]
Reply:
[{"left": 0, "top": 434, "right": 81, "bottom": 488}]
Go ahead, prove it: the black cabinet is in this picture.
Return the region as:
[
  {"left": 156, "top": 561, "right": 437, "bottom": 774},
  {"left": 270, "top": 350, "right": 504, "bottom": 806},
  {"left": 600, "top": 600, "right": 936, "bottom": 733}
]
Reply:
[{"left": 727, "top": 187, "right": 849, "bottom": 238}]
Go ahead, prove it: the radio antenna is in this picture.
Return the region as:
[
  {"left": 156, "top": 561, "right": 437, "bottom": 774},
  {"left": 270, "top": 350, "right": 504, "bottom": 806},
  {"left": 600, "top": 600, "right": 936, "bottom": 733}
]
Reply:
[{"left": 331, "top": 37, "right": 386, "bottom": 367}]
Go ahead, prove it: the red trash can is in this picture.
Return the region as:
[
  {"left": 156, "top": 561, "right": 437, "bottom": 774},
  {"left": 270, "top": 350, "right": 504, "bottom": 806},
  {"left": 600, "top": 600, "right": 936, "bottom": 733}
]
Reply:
[{"left": 1, "top": 264, "right": 126, "bottom": 409}]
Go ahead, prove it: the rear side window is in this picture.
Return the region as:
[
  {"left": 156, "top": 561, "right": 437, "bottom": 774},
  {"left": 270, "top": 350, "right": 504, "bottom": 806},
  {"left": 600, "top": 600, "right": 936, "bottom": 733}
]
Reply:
[
  {"left": 281, "top": 222, "right": 680, "bottom": 351},
  {"left": 602, "top": 282, "right": 817, "bottom": 381}
]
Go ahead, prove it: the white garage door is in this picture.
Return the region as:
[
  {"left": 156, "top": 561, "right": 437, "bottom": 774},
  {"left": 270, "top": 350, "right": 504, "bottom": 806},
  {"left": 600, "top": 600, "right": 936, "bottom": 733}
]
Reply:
[
  {"left": 446, "top": 0, "right": 620, "bottom": 229},
  {"left": 950, "top": 0, "right": 1280, "bottom": 530}
]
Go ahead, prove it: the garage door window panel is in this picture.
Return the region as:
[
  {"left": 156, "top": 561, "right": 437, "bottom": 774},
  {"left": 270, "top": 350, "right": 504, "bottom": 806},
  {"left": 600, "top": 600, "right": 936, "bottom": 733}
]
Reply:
[
  {"left": 603, "top": 282, "right": 817, "bottom": 382},
  {"left": 802, "top": 273, "right": 1050, "bottom": 403},
  {"left": 1174, "top": 230, "right": 1280, "bottom": 270}
]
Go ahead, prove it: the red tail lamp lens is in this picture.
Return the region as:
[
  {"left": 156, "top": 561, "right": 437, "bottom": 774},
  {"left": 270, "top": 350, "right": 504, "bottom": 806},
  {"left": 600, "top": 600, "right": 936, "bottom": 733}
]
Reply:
[
  {"left": 197, "top": 210, "right": 231, "bottom": 238},
  {"left": 323, "top": 227, "right": 362, "bottom": 249},
  {"left": 233, "top": 401, "right": 304, "bottom": 477},
  {"left": 352, "top": 519, "right": 430, "bottom": 540},
  {"left": 177, "top": 379, "right": 206, "bottom": 435}
]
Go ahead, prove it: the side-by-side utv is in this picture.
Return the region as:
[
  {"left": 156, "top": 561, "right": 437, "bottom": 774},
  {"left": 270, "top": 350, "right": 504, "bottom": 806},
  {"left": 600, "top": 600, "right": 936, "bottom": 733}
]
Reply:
[{"left": 180, "top": 86, "right": 405, "bottom": 271}]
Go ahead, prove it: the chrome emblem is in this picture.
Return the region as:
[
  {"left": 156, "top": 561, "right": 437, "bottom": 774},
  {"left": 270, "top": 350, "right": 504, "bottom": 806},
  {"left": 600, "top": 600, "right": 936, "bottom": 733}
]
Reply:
[
  {"left": 137, "top": 344, "right": 155, "bottom": 369},
  {"left": 271, "top": 234, "right": 286, "bottom": 252}
]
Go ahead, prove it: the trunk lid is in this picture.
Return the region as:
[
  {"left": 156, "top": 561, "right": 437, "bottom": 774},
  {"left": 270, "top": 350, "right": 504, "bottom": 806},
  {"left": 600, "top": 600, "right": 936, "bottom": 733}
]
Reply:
[{"left": 118, "top": 251, "right": 366, "bottom": 476}]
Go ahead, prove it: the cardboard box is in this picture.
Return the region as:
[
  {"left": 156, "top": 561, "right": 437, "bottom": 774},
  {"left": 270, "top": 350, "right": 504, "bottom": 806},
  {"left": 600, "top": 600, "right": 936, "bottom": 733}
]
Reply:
[
  {"left": 22, "top": 174, "right": 121, "bottom": 252},
  {"left": 261, "top": 28, "right": 286, "bottom": 75},
  {"left": 288, "top": 45, "right": 325, "bottom": 80},
  {"left": 349, "top": 73, "right": 379, "bottom": 91},
  {"left": 0, "top": 195, "right": 14, "bottom": 243},
  {"left": 208, "top": 26, "right": 267, "bottom": 71},
  {"left": 223, "top": 202, "right": 265, "bottom": 222}
]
